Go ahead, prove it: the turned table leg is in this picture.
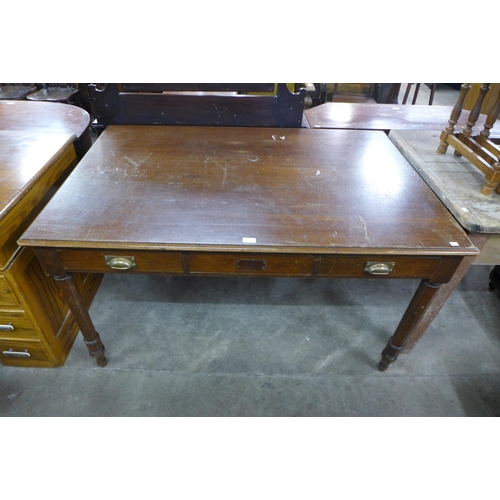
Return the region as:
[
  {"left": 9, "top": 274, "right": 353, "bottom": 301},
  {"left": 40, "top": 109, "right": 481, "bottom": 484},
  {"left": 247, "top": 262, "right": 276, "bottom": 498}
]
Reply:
[
  {"left": 34, "top": 248, "right": 108, "bottom": 367},
  {"left": 378, "top": 280, "right": 441, "bottom": 371},
  {"left": 402, "top": 233, "right": 486, "bottom": 353},
  {"left": 53, "top": 273, "right": 107, "bottom": 366}
]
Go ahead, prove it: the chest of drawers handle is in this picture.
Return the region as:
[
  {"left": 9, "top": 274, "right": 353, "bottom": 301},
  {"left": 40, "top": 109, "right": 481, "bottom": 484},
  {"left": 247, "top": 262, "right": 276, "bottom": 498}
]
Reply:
[
  {"left": 0, "top": 323, "right": 15, "bottom": 332},
  {"left": 364, "top": 262, "right": 395, "bottom": 275},
  {"left": 2, "top": 349, "right": 30, "bottom": 358}
]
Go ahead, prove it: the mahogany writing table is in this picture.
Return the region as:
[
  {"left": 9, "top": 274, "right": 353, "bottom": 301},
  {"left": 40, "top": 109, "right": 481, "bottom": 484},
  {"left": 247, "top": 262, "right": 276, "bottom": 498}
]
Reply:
[{"left": 18, "top": 125, "right": 478, "bottom": 370}]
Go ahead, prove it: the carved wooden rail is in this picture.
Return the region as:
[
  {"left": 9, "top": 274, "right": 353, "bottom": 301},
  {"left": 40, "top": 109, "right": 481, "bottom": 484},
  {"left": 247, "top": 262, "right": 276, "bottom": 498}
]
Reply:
[{"left": 88, "top": 83, "right": 306, "bottom": 129}]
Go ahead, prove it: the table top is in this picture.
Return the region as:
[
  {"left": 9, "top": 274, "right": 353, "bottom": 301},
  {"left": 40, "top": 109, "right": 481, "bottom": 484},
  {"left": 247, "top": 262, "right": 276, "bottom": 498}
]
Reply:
[
  {"left": 390, "top": 129, "right": 500, "bottom": 234},
  {"left": 303, "top": 103, "right": 488, "bottom": 131},
  {"left": 0, "top": 130, "right": 74, "bottom": 222},
  {"left": 19, "top": 125, "right": 476, "bottom": 256},
  {"left": 0, "top": 100, "right": 90, "bottom": 139}
]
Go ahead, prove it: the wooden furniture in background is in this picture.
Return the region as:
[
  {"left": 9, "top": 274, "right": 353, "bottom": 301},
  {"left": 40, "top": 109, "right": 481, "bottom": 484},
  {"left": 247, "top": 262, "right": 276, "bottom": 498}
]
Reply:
[
  {"left": 437, "top": 83, "right": 500, "bottom": 195},
  {"left": 0, "top": 131, "right": 102, "bottom": 367},
  {"left": 390, "top": 128, "right": 500, "bottom": 351},
  {"left": 0, "top": 100, "right": 93, "bottom": 159},
  {"left": 303, "top": 102, "right": 488, "bottom": 132},
  {"left": 464, "top": 84, "right": 500, "bottom": 115},
  {"left": 402, "top": 83, "right": 437, "bottom": 105},
  {"left": 19, "top": 126, "right": 477, "bottom": 372},
  {"left": 0, "top": 84, "right": 37, "bottom": 100},
  {"left": 26, "top": 84, "right": 80, "bottom": 104},
  {"left": 325, "top": 83, "right": 377, "bottom": 103},
  {"left": 88, "top": 83, "right": 306, "bottom": 129}
]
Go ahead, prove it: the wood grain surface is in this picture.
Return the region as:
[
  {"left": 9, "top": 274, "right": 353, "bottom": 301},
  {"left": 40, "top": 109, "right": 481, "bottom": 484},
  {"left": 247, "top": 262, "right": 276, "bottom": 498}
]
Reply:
[
  {"left": 20, "top": 126, "right": 475, "bottom": 256},
  {"left": 304, "top": 103, "right": 488, "bottom": 131}
]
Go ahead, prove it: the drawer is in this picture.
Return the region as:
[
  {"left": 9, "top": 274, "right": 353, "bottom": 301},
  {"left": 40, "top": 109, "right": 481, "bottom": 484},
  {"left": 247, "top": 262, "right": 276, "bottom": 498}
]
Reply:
[
  {"left": 317, "top": 255, "right": 442, "bottom": 278},
  {"left": 57, "top": 249, "right": 184, "bottom": 273},
  {"left": 0, "top": 338, "right": 51, "bottom": 363},
  {"left": 0, "top": 275, "right": 21, "bottom": 308},
  {"left": 189, "top": 253, "right": 315, "bottom": 276},
  {"left": 0, "top": 310, "right": 38, "bottom": 340}
]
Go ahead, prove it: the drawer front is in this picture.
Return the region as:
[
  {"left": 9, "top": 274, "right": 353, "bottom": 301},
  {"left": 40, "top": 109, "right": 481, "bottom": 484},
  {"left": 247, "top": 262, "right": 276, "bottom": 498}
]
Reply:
[
  {"left": 0, "top": 310, "right": 38, "bottom": 340},
  {"left": 318, "top": 255, "right": 442, "bottom": 278},
  {"left": 189, "top": 253, "right": 315, "bottom": 276},
  {"left": 0, "top": 275, "right": 21, "bottom": 308},
  {"left": 0, "top": 338, "right": 51, "bottom": 363},
  {"left": 57, "top": 249, "right": 184, "bottom": 273}
]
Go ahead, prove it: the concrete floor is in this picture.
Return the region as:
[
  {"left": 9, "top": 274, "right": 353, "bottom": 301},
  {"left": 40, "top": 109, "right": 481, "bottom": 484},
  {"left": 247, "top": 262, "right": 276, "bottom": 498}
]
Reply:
[{"left": 2, "top": 84, "right": 499, "bottom": 417}]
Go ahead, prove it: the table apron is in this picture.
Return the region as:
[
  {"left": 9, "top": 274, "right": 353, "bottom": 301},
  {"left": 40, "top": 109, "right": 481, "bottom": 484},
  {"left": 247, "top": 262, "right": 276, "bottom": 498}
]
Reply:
[{"left": 52, "top": 249, "right": 462, "bottom": 283}]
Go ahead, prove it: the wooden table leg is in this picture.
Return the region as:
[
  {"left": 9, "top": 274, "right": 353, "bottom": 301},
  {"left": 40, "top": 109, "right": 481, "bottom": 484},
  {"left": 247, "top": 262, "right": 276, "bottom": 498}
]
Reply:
[
  {"left": 402, "top": 233, "right": 487, "bottom": 353},
  {"left": 378, "top": 280, "right": 441, "bottom": 371},
  {"left": 34, "top": 248, "right": 108, "bottom": 367}
]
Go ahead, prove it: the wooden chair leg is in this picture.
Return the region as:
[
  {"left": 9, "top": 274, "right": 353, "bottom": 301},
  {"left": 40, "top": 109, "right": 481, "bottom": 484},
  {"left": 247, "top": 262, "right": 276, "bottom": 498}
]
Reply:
[
  {"left": 428, "top": 83, "right": 437, "bottom": 105},
  {"left": 463, "top": 84, "right": 490, "bottom": 137},
  {"left": 437, "top": 83, "right": 471, "bottom": 154},
  {"left": 480, "top": 91, "right": 500, "bottom": 140},
  {"left": 402, "top": 83, "right": 413, "bottom": 104},
  {"left": 411, "top": 83, "right": 421, "bottom": 104}
]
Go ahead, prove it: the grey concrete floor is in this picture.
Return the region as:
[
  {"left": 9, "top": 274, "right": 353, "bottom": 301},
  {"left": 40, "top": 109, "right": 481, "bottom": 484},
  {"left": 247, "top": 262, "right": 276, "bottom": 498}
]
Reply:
[
  {"left": 2, "top": 263, "right": 499, "bottom": 417},
  {"left": 3, "top": 84, "right": 500, "bottom": 417}
]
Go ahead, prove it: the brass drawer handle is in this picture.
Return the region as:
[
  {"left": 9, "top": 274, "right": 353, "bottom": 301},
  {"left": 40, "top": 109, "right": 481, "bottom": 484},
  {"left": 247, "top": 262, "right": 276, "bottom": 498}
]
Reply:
[
  {"left": 2, "top": 349, "right": 30, "bottom": 358},
  {"left": 104, "top": 256, "right": 136, "bottom": 270},
  {"left": 236, "top": 259, "right": 267, "bottom": 271},
  {"left": 364, "top": 262, "right": 395, "bottom": 275},
  {"left": 0, "top": 323, "right": 15, "bottom": 332}
]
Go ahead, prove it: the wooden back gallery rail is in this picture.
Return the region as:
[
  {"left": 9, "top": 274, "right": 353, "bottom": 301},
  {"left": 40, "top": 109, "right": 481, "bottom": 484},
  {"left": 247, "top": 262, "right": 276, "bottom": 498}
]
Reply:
[
  {"left": 18, "top": 125, "right": 478, "bottom": 371},
  {"left": 438, "top": 83, "right": 500, "bottom": 195},
  {"left": 88, "top": 83, "right": 306, "bottom": 129}
]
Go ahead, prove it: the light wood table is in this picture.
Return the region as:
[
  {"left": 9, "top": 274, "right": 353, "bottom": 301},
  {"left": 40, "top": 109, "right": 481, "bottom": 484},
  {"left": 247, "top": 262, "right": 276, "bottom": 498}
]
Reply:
[
  {"left": 390, "top": 128, "right": 500, "bottom": 351},
  {"left": 19, "top": 126, "right": 478, "bottom": 371}
]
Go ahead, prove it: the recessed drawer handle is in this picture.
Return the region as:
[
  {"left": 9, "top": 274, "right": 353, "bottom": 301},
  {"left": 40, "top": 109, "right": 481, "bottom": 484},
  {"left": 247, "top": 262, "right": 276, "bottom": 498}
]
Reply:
[
  {"left": 2, "top": 349, "right": 30, "bottom": 358},
  {"left": 104, "top": 256, "right": 136, "bottom": 270},
  {"left": 0, "top": 323, "right": 15, "bottom": 332},
  {"left": 364, "top": 262, "right": 395, "bottom": 275},
  {"left": 236, "top": 259, "right": 267, "bottom": 271}
]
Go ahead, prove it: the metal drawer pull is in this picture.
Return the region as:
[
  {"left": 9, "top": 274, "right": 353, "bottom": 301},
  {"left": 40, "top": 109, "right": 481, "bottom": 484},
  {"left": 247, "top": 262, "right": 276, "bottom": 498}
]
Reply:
[
  {"left": 105, "top": 256, "right": 136, "bottom": 270},
  {"left": 0, "top": 323, "right": 15, "bottom": 332},
  {"left": 2, "top": 349, "right": 30, "bottom": 358},
  {"left": 236, "top": 259, "right": 267, "bottom": 271},
  {"left": 364, "top": 262, "right": 395, "bottom": 275}
]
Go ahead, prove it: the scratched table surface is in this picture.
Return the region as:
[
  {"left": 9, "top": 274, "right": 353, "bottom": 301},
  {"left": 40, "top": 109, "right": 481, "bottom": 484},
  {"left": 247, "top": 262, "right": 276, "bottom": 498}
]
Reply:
[{"left": 20, "top": 125, "right": 474, "bottom": 255}]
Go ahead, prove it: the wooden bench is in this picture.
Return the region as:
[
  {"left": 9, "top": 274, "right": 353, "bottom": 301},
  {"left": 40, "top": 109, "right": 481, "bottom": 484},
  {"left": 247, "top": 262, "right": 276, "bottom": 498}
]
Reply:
[{"left": 88, "top": 83, "right": 306, "bottom": 129}]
